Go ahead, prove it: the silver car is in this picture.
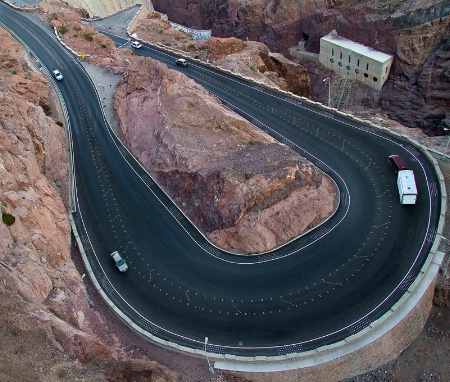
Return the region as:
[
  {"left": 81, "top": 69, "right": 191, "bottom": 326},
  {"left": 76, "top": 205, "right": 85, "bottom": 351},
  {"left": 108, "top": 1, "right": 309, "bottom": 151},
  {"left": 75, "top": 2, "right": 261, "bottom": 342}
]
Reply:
[
  {"left": 130, "top": 41, "right": 142, "bottom": 48},
  {"left": 111, "top": 251, "right": 128, "bottom": 272},
  {"left": 52, "top": 69, "right": 63, "bottom": 81},
  {"left": 175, "top": 58, "right": 188, "bottom": 67}
]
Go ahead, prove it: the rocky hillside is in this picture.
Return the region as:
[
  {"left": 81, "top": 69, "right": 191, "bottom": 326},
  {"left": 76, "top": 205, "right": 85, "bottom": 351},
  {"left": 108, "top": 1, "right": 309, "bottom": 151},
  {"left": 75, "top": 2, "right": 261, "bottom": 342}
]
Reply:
[
  {"left": 150, "top": 0, "right": 450, "bottom": 134},
  {"left": 0, "top": 24, "right": 180, "bottom": 382},
  {"left": 114, "top": 57, "right": 335, "bottom": 253},
  {"left": 133, "top": 13, "right": 311, "bottom": 98}
]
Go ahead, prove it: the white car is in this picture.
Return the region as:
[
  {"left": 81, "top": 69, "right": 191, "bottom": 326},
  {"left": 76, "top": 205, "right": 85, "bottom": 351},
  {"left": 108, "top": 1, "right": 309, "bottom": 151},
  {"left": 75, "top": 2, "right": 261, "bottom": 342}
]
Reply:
[
  {"left": 52, "top": 69, "right": 63, "bottom": 81},
  {"left": 130, "top": 41, "right": 142, "bottom": 49},
  {"left": 175, "top": 58, "right": 188, "bottom": 67},
  {"left": 111, "top": 251, "right": 128, "bottom": 272}
]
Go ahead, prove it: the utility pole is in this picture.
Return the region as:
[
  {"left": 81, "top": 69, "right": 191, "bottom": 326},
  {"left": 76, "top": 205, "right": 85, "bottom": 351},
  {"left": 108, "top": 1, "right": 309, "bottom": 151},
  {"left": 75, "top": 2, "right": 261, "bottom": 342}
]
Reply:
[
  {"left": 204, "top": 337, "right": 214, "bottom": 374},
  {"left": 323, "top": 77, "right": 331, "bottom": 107}
]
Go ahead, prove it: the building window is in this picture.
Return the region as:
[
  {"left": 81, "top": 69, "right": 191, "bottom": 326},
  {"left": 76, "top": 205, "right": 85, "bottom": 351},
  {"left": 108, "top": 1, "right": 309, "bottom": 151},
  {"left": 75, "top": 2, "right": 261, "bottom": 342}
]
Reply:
[
  {"left": 348, "top": 55, "right": 351, "bottom": 63},
  {"left": 330, "top": 58, "right": 334, "bottom": 63},
  {"left": 355, "top": 69, "right": 360, "bottom": 74},
  {"left": 364, "top": 73, "right": 368, "bottom": 78},
  {"left": 385, "top": 66, "right": 388, "bottom": 73},
  {"left": 332, "top": 48, "right": 334, "bottom": 56},
  {"left": 366, "top": 63, "right": 369, "bottom": 70},
  {"left": 338, "top": 62, "right": 343, "bottom": 66},
  {"left": 340, "top": 51, "right": 342, "bottom": 59},
  {"left": 346, "top": 65, "right": 351, "bottom": 70},
  {"left": 373, "top": 77, "right": 378, "bottom": 82},
  {"left": 357, "top": 59, "right": 360, "bottom": 67}
]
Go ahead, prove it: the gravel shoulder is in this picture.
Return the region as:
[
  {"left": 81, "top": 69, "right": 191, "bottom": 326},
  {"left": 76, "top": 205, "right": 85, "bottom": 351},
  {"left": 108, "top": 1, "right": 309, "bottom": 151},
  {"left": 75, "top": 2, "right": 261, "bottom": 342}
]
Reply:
[{"left": 82, "top": 62, "right": 122, "bottom": 133}]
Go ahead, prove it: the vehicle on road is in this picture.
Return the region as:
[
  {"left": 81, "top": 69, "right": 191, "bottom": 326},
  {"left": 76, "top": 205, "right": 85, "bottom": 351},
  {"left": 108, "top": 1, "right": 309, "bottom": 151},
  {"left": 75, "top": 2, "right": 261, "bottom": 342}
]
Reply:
[
  {"left": 111, "top": 251, "right": 128, "bottom": 272},
  {"left": 52, "top": 69, "right": 63, "bottom": 81},
  {"left": 396, "top": 169, "right": 418, "bottom": 205},
  {"left": 175, "top": 58, "right": 188, "bottom": 67},
  {"left": 388, "top": 155, "right": 417, "bottom": 205},
  {"left": 130, "top": 40, "right": 142, "bottom": 48},
  {"left": 388, "top": 154, "right": 408, "bottom": 174}
]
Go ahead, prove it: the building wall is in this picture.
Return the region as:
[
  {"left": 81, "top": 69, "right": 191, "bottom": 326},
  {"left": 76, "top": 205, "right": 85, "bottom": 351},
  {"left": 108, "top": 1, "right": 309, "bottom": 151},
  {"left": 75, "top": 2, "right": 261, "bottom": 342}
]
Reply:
[{"left": 319, "top": 39, "right": 393, "bottom": 91}]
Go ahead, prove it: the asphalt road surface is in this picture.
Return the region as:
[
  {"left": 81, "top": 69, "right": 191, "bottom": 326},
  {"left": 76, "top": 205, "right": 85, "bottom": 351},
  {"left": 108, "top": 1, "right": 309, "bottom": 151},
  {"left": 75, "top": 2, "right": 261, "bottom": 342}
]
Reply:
[{"left": 0, "top": 3, "right": 442, "bottom": 358}]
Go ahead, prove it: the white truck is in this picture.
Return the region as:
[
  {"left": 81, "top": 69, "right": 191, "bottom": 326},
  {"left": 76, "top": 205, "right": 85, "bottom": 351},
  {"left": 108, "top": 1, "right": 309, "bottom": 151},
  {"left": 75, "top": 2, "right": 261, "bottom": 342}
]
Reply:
[{"left": 397, "top": 170, "right": 418, "bottom": 205}]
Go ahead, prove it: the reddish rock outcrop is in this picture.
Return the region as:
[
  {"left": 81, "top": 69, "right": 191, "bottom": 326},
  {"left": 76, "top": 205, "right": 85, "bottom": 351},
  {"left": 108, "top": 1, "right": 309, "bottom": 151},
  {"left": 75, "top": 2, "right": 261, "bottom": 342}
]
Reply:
[
  {"left": 41, "top": 2, "right": 133, "bottom": 74},
  {"left": 203, "top": 39, "right": 311, "bottom": 97},
  {"left": 0, "top": 24, "right": 111, "bottom": 371},
  {"left": 114, "top": 57, "right": 336, "bottom": 253}
]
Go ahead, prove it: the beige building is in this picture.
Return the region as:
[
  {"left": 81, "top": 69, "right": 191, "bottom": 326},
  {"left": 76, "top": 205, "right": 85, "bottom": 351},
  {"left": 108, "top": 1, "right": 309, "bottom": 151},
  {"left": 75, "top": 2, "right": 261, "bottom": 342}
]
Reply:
[{"left": 319, "top": 30, "right": 393, "bottom": 91}]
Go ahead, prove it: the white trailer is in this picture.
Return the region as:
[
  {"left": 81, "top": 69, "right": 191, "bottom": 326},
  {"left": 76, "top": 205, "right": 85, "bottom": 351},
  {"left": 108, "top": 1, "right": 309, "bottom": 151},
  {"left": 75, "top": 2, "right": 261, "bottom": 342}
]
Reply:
[{"left": 397, "top": 170, "right": 417, "bottom": 205}]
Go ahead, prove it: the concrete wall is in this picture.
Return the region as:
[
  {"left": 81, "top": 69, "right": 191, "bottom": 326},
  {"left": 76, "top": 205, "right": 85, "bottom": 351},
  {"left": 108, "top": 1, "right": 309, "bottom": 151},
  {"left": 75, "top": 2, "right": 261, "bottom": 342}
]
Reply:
[
  {"left": 224, "top": 276, "right": 437, "bottom": 382},
  {"left": 169, "top": 21, "right": 211, "bottom": 40},
  {"left": 59, "top": 0, "right": 150, "bottom": 18}
]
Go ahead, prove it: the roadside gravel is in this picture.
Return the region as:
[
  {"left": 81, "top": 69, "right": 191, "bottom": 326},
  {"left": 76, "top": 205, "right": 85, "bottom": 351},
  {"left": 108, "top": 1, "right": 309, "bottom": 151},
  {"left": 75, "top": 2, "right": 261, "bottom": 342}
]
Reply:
[{"left": 82, "top": 62, "right": 122, "bottom": 133}]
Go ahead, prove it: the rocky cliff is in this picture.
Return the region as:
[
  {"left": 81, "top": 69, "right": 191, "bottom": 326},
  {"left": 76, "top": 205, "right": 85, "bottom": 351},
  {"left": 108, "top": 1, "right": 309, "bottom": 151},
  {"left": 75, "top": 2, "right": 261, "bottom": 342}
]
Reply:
[
  {"left": 0, "top": 24, "right": 104, "bottom": 378},
  {"left": 114, "top": 56, "right": 336, "bottom": 253},
  {"left": 150, "top": 0, "right": 450, "bottom": 133},
  {"left": 0, "top": 24, "right": 180, "bottom": 382}
]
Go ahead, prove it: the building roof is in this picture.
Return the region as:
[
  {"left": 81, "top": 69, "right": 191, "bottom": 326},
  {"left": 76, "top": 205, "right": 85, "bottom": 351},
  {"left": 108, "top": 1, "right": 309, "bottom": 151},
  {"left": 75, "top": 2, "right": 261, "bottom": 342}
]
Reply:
[{"left": 321, "top": 30, "right": 393, "bottom": 63}]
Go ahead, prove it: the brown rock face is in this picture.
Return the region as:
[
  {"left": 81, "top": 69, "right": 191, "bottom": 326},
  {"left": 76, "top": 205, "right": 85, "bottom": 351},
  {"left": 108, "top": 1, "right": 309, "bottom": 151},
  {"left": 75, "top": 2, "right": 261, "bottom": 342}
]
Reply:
[
  {"left": 40, "top": 2, "right": 133, "bottom": 74},
  {"left": 204, "top": 39, "right": 311, "bottom": 97},
  {"left": 150, "top": 0, "right": 326, "bottom": 53},
  {"left": 115, "top": 57, "right": 336, "bottom": 254},
  {"left": 381, "top": 27, "right": 450, "bottom": 135},
  {"left": 151, "top": 0, "right": 449, "bottom": 132},
  {"left": 0, "top": 24, "right": 107, "bottom": 364}
]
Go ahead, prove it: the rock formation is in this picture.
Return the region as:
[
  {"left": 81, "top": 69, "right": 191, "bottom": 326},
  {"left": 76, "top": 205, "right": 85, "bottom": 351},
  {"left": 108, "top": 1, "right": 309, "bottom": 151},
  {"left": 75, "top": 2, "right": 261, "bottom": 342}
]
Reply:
[
  {"left": 0, "top": 24, "right": 104, "bottom": 376},
  {"left": 150, "top": 0, "right": 450, "bottom": 133},
  {"left": 114, "top": 56, "right": 336, "bottom": 253},
  {"left": 203, "top": 38, "right": 311, "bottom": 97}
]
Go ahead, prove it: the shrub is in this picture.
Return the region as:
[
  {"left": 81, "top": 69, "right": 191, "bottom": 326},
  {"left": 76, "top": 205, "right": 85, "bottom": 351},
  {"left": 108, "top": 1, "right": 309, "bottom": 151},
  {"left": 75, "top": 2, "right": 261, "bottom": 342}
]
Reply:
[
  {"left": 58, "top": 26, "right": 68, "bottom": 34},
  {"left": 57, "top": 369, "right": 68, "bottom": 379},
  {"left": 41, "top": 103, "right": 52, "bottom": 116},
  {"left": 84, "top": 34, "right": 93, "bottom": 41},
  {"left": 55, "top": 120, "right": 63, "bottom": 127},
  {"left": 2, "top": 213, "right": 15, "bottom": 226}
]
